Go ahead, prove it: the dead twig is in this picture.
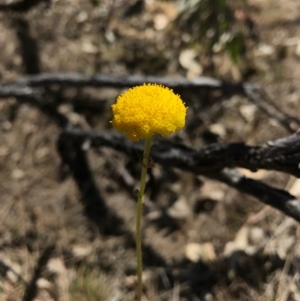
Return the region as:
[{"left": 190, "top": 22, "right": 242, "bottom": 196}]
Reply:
[
  {"left": 22, "top": 244, "right": 55, "bottom": 301},
  {"left": 243, "top": 84, "right": 300, "bottom": 133}
]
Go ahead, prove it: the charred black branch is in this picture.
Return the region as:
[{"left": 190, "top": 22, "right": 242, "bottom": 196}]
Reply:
[
  {"left": 0, "top": 0, "right": 50, "bottom": 13},
  {"left": 0, "top": 85, "right": 41, "bottom": 99},
  {"left": 2, "top": 73, "right": 297, "bottom": 134},
  {"left": 5, "top": 72, "right": 257, "bottom": 93},
  {"left": 212, "top": 168, "right": 300, "bottom": 222},
  {"left": 59, "top": 129, "right": 300, "bottom": 177},
  {"left": 14, "top": 18, "right": 41, "bottom": 74},
  {"left": 58, "top": 129, "right": 300, "bottom": 222}
]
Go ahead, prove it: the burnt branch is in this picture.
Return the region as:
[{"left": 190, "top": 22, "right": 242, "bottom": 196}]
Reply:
[
  {"left": 0, "top": 0, "right": 50, "bottom": 12},
  {"left": 59, "top": 129, "right": 300, "bottom": 177},
  {"left": 213, "top": 168, "right": 300, "bottom": 222},
  {"left": 2, "top": 73, "right": 298, "bottom": 133},
  {"left": 0, "top": 84, "right": 41, "bottom": 100},
  {"left": 58, "top": 129, "right": 300, "bottom": 222},
  {"left": 14, "top": 18, "right": 40, "bottom": 74},
  {"left": 0, "top": 74, "right": 250, "bottom": 107},
  {"left": 5, "top": 72, "right": 256, "bottom": 93}
]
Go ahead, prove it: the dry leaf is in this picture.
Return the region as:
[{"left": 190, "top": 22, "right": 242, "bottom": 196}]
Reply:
[
  {"left": 249, "top": 227, "right": 266, "bottom": 246},
  {"left": 208, "top": 123, "right": 226, "bottom": 139},
  {"left": 37, "top": 278, "right": 58, "bottom": 301},
  {"left": 236, "top": 168, "right": 271, "bottom": 180},
  {"left": 288, "top": 178, "right": 300, "bottom": 197},
  {"left": 239, "top": 104, "right": 257, "bottom": 122},
  {"left": 185, "top": 242, "right": 216, "bottom": 263},
  {"left": 11, "top": 169, "right": 25, "bottom": 180},
  {"left": 82, "top": 42, "right": 98, "bottom": 54},
  {"left": 199, "top": 179, "right": 225, "bottom": 202},
  {"left": 154, "top": 14, "right": 169, "bottom": 31},
  {"left": 256, "top": 43, "right": 275, "bottom": 56},
  {"left": 224, "top": 226, "right": 249, "bottom": 256},
  {"left": 167, "top": 197, "right": 192, "bottom": 220},
  {"left": 179, "top": 49, "right": 202, "bottom": 77},
  {"left": 72, "top": 245, "right": 93, "bottom": 259}
]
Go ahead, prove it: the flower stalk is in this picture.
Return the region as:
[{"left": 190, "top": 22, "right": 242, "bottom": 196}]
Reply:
[{"left": 136, "top": 137, "right": 152, "bottom": 301}]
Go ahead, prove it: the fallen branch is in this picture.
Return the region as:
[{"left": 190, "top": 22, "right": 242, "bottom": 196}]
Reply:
[
  {"left": 0, "top": 0, "right": 49, "bottom": 13},
  {"left": 59, "top": 129, "right": 300, "bottom": 177},
  {"left": 58, "top": 128, "right": 300, "bottom": 222},
  {"left": 4, "top": 72, "right": 258, "bottom": 93},
  {"left": 0, "top": 85, "right": 41, "bottom": 100},
  {"left": 2, "top": 73, "right": 297, "bottom": 134},
  {"left": 213, "top": 168, "right": 300, "bottom": 222}
]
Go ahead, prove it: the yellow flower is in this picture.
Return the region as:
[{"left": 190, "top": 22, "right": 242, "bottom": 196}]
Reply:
[{"left": 111, "top": 84, "right": 187, "bottom": 141}]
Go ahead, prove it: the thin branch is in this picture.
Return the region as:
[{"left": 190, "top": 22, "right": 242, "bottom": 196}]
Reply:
[
  {"left": 243, "top": 84, "right": 300, "bottom": 133},
  {"left": 2, "top": 73, "right": 297, "bottom": 135},
  {"left": 4, "top": 72, "right": 258, "bottom": 93},
  {"left": 0, "top": 85, "right": 41, "bottom": 100},
  {"left": 22, "top": 244, "right": 55, "bottom": 301},
  {"left": 0, "top": 74, "right": 253, "bottom": 111}
]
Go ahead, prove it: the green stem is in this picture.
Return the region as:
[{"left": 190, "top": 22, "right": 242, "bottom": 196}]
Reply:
[{"left": 136, "top": 137, "right": 152, "bottom": 301}]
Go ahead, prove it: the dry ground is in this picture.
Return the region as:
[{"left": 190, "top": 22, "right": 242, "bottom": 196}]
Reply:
[{"left": 1, "top": 0, "right": 300, "bottom": 300}]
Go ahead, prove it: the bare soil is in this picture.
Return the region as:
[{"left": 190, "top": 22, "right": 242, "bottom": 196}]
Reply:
[{"left": 1, "top": 0, "right": 300, "bottom": 300}]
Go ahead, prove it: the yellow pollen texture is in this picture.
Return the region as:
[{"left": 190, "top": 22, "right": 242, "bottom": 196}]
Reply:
[{"left": 111, "top": 84, "right": 187, "bottom": 141}]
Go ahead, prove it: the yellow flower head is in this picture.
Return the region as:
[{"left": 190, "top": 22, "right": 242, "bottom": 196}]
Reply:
[{"left": 111, "top": 84, "right": 187, "bottom": 141}]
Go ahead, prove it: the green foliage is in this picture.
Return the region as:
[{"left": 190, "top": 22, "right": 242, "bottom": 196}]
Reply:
[{"left": 176, "top": 0, "right": 250, "bottom": 63}]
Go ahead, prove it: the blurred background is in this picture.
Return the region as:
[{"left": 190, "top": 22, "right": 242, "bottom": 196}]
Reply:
[{"left": 1, "top": 0, "right": 300, "bottom": 300}]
